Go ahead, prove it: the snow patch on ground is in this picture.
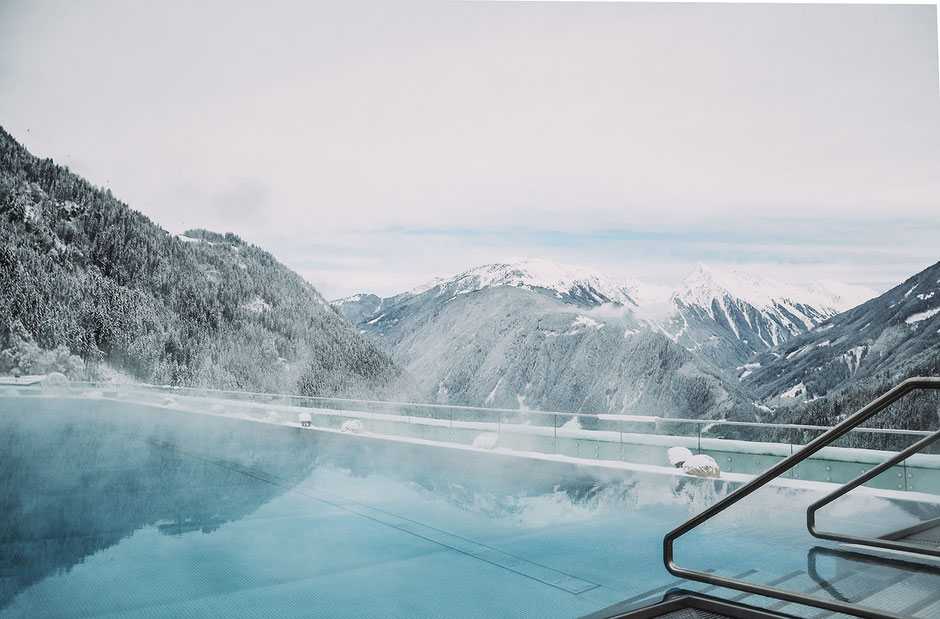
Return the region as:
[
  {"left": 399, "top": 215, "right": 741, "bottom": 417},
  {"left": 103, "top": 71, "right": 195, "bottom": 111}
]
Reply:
[
  {"left": 842, "top": 346, "right": 866, "bottom": 374},
  {"left": 473, "top": 432, "right": 499, "bottom": 449},
  {"left": 245, "top": 296, "right": 270, "bottom": 313},
  {"left": 485, "top": 378, "right": 503, "bottom": 405},
  {"left": 778, "top": 382, "right": 806, "bottom": 399},
  {"left": 571, "top": 315, "right": 604, "bottom": 330},
  {"left": 906, "top": 307, "right": 939, "bottom": 324},
  {"left": 560, "top": 416, "right": 582, "bottom": 430},
  {"left": 786, "top": 344, "right": 811, "bottom": 360}
]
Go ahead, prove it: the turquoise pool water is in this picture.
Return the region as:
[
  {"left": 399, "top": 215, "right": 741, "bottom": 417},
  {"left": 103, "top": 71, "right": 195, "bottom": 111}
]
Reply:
[{"left": 1, "top": 396, "right": 937, "bottom": 618}]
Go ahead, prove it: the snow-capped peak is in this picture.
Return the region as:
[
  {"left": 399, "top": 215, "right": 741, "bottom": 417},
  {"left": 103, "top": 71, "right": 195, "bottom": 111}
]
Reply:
[
  {"left": 410, "top": 257, "right": 646, "bottom": 307},
  {"left": 675, "top": 263, "right": 872, "bottom": 315}
]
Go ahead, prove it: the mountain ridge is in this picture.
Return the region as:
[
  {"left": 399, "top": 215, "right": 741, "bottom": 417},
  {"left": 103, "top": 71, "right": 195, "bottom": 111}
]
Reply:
[{"left": 336, "top": 257, "right": 876, "bottom": 371}]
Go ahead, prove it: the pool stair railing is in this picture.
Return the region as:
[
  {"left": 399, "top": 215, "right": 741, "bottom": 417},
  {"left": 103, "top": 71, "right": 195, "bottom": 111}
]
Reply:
[{"left": 643, "top": 376, "right": 940, "bottom": 619}]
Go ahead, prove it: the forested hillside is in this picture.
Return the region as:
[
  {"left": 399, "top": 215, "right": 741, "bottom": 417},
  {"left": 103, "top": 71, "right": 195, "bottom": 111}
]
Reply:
[
  {"left": 744, "top": 261, "right": 940, "bottom": 402},
  {"left": 744, "top": 261, "right": 940, "bottom": 441},
  {"left": 769, "top": 374, "right": 940, "bottom": 451},
  {"left": 0, "top": 126, "right": 402, "bottom": 398}
]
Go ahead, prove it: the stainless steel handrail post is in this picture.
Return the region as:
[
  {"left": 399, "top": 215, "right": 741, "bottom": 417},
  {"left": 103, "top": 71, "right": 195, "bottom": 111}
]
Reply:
[{"left": 663, "top": 377, "right": 940, "bottom": 619}]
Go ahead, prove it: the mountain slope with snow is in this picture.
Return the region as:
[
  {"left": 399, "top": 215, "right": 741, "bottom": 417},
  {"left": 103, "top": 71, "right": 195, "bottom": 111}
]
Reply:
[
  {"left": 335, "top": 259, "right": 766, "bottom": 419},
  {"left": 660, "top": 263, "right": 875, "bottom": 368},
  {"left": 358, "top": 284, "right": 760, "bottom": 419},
  {"left": 743, "top": 261, "right": 940, "bottom": 402},
  {"left": 334, "top": 257, "right": 881, "bottom": 415}
]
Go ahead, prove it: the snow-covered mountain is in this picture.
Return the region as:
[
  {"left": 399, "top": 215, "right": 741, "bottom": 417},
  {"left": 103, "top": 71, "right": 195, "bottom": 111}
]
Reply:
[
  {"left": 675, "top": 263, "right": 873, "bottom": 325},
  {"left": 333, "top": 257, "right": 879, "bottom": 416},
  {"left": 333, "top": 258, "right": 779, "bottom": 419},
  {"left": 337, "top": 282, "right": 759, "bottom": 419},
  {"left": 401, "top": 257, "right": 668, "bottom": 309},
  {"left": 743, "top": 260, "right": 940, "bottom": 402},
  {"left": 660, "top": 263, "right": 876, "bottom": 368}
]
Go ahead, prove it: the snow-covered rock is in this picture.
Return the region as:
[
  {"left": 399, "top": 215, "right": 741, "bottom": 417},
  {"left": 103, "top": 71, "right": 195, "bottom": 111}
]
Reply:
[
  {"left": 264, "top": 411, "right": 281, "bottom": 424},
  {"left": 341, "top": 419, "right": 364, "bottom": 434},
  {"left": 161, "top": 397, "right": 177, "bottom": 407},
  {"left": 682, "top": 454, "right": 721, "bottom": 478},
  {"left": 41, "top": 372, "right": 70, "bottom": 393},
  {"left": 667, "top": 446, "right": 694, "bottom": 467},
  {"left": 472, "top": 432, "right": 499, "bottom": 449}
]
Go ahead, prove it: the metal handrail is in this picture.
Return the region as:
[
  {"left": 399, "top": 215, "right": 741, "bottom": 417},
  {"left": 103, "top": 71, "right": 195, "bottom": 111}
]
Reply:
[
  {"left": 807, "top": 428, "right": 940, "bottom": 558},
  {"left": 663, "top": 376, "right": 940, "bottom": 619}
]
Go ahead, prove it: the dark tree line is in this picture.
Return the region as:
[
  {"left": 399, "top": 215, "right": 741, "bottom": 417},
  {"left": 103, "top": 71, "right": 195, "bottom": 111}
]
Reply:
[{"left": 767, "top": 364, "right": 940, "bottom": 452}]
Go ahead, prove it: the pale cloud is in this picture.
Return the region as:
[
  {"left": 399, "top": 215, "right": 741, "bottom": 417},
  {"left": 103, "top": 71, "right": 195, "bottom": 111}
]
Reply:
[
  {"left": 266, "top": 217, "right": 939, "bottom": 299},
  {"left": 0, "top": 1, "right": 937, "bottom": 299}
]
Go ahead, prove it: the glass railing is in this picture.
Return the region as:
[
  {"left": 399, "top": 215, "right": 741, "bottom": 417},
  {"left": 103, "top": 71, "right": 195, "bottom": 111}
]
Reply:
[{"left": 4, "top": 380, "right": 938, "bottom": 495}]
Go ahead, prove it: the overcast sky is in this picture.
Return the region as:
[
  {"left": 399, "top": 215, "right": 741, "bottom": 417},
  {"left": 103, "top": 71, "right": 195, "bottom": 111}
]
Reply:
[{"left": 1, "top": 1, "right": 938, "bottom": 298}]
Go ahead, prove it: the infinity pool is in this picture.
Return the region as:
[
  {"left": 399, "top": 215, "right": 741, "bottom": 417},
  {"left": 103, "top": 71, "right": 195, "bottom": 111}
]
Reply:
[{"left": 1, "top": 395, "right": 937, "bottom": 618}]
